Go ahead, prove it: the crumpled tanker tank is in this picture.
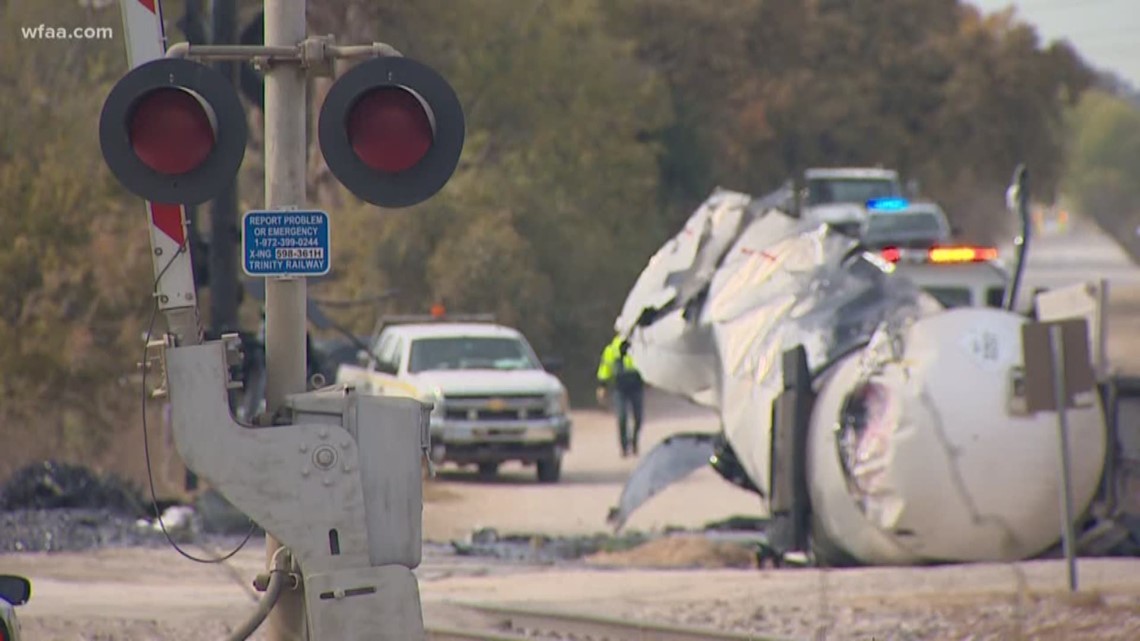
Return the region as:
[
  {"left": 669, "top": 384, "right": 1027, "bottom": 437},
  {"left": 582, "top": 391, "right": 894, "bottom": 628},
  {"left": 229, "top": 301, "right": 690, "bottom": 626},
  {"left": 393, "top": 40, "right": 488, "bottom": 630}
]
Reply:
[{"left": 608, "top": 186, "right": 1108, "bottom": 565}]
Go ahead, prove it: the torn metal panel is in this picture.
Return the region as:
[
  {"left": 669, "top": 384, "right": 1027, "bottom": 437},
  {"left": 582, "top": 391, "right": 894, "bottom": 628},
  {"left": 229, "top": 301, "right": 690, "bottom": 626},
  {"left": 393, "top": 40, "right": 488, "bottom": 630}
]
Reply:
[
  {"left": 621, "top": 187, "right": 932, "bottom": 500},
  {"left": 605, "top": 432, "right": 719, "bottom": 532}
]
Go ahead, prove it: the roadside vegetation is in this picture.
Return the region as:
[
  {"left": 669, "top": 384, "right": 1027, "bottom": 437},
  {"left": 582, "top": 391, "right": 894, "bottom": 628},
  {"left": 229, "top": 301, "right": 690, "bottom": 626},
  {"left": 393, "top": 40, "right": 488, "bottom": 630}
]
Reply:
[{"left": 3, "top": 0, "right": 1140, "bottom": 489}]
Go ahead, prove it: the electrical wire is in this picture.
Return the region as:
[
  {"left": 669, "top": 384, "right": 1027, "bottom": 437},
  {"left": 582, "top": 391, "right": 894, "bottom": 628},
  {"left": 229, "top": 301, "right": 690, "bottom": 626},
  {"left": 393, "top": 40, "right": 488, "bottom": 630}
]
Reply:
[{"left": 141, "top": 241, "right": 257, "bottom": 564}]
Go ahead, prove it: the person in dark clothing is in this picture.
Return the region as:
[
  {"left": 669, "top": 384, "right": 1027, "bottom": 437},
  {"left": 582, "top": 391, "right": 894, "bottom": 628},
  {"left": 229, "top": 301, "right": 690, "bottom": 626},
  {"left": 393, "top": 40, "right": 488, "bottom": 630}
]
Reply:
[{"left": 596, "top": 334, "right": 645, "bottom": 456}]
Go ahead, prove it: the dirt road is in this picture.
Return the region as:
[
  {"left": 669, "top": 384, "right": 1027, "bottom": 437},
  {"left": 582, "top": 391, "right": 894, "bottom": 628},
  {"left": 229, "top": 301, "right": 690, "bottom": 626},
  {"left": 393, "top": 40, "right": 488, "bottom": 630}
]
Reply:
[
  {"left": 5, "top": 390, "right": 1140, "bottom": 640},
  {"left": 422, "top": 390, "right": 762, "bottom": 541},
  {"left": 8, "top": 544, "right": 1140, "bottom": 641}
]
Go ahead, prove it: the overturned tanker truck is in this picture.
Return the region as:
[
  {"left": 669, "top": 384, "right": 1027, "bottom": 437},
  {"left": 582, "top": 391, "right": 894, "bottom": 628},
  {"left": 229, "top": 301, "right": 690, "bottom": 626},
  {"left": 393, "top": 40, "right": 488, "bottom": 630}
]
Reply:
[{"left": 606, "top": 178, "right": 1140, "bottom": 567}]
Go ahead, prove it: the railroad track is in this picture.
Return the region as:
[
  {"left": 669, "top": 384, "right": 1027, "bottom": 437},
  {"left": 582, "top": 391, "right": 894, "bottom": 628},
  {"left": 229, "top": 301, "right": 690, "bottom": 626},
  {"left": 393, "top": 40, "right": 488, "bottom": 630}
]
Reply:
[{"left": 425, "top": 603, "right": 794, "bottom": 641}]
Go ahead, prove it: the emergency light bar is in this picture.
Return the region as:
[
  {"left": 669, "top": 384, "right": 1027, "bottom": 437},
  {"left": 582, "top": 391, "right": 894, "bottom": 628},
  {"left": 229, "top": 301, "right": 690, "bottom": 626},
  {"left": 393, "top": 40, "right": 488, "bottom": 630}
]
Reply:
[
  {"left": 866, "top": 197, "right": 910, "bottom": 212},
  {"left": 929, "top": 246, "right": 999, "bottom": 263},
  {"left": 879, "top": 246, "right": 999, "bottom": 264}
]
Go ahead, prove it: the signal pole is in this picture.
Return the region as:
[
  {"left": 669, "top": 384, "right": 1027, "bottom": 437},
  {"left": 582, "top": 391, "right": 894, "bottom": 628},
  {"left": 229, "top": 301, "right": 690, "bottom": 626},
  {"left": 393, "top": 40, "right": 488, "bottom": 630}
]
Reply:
[
  {"left": 263, "top": 0, "right": 309, "bottom": 638},
  {"left": 209, "top": 0, "right": 241, "bottom": 336},
  {"left": 107, "top": 2, "right": 466, "bottom": 637}
]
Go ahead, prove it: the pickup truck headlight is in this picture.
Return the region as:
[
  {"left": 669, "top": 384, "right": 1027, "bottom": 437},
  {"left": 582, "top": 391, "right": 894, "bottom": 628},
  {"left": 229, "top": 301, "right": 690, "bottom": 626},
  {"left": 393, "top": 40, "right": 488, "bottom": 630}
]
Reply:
[{"left": 546, "top": 389, "right": 569, "bottom": 417}]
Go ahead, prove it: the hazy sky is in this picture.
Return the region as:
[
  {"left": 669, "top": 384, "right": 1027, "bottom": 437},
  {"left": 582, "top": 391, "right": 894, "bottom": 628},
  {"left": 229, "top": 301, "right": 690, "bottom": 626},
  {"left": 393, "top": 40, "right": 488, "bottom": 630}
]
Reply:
[{"left": 968, "top": 0, "right": 1140, "bottom": 88}]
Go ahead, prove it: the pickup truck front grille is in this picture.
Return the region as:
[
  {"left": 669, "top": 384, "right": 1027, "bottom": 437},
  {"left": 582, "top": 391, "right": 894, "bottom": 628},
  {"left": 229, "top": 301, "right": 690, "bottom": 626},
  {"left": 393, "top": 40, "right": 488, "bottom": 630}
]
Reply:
[
  {"left": 444, "top": 407, "right": 549, "bottom": 421},
  {"left": 441, "top": 394, "right": 549, "bottom": 421}
]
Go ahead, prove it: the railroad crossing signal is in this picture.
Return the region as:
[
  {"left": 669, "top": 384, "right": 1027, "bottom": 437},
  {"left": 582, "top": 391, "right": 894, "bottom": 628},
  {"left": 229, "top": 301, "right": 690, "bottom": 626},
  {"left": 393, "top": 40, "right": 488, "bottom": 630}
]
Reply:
[
  {"left": 318, "top": 56, "right": 466, "bottom": 208},
  {"left": 99, "top": 57, "right": 249, "bottom": 205},
  {"left": 100, "top": 54, "right": 465, "bottom": 210}
]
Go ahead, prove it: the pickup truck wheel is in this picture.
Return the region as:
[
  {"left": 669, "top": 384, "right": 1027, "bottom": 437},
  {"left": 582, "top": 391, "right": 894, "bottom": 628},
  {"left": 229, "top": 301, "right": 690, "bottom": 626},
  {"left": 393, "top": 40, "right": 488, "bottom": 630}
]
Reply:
[
  {"left": 536, "top": 456, "right": 561, "bottom": 483},
  {"left": 477, "top": 462, "right": 499, "bottom": 478}
]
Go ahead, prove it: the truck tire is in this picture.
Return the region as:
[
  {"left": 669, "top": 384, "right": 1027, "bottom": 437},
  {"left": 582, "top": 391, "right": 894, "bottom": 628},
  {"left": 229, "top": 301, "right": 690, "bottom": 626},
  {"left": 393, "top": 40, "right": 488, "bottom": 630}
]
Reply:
[
  {"left": 536, "top": 456, "right": 561, "bottom": 483},
  {"left": 477, "top": 462, "right": 499, "bottom": 478}
]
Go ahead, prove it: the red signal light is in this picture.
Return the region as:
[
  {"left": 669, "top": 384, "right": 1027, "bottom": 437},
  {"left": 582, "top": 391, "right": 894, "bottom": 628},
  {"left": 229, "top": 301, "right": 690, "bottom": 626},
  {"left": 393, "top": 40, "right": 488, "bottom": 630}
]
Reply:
[
  {"left": 100, "top": 58, "right": 247, "bottom": 204},
  {"left": 318, "top": 56, "right": 465, "bottom": 208},
  {"left": 347, "top": 87, "right": 433, "bottom": 173},
  {"left": 128, "top": 88, "right": 216, "bottom": 175}
]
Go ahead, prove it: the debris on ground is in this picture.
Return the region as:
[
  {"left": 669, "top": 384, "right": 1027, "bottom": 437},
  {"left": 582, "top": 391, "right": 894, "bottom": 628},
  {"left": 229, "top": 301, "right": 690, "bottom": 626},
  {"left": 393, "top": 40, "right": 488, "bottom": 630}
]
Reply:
[
  {"left": 0, "top": 509, "right": 168, "bottom": 553},
  {"left": 135, "top": 505, "right": 196, "bottom": 540},
  {"left": 450, "top": 527, "right": 651, "bottom": 564},
  {"left": 702, "top": 515, "right": 769, "bottom": 531},
  {"left": 0, "top": 461, "right": 263, "bottom": 553},
  {"left": 444, "top": 526, "right": 772, "bottom": 567},
  {"left": 192, "top": 489, "right": 261, "bottom": 536},
  {"left": 583, "top": 534, "right": 759, "bottom": 569},
  {"left": 0, "top": 460, "right": 148, "bottom": 516}
]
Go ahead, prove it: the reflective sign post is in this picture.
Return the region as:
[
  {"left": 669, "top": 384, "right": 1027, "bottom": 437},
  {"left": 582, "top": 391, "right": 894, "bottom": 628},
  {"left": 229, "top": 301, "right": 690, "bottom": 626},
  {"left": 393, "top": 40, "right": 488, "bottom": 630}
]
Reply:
[
  {"left": 1049, "top": 324, "right": 1079, "bottom": 592},
  {"left": 1021, "top": 318, "right": 1097, "bottom": 593}
]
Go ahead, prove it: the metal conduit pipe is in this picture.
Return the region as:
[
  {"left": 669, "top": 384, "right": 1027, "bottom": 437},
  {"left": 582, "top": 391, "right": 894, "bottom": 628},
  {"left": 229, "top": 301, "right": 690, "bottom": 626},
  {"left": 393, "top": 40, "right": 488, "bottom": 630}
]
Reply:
[{"left": 223, "top": 550, "right": 294, "bottom": 641}]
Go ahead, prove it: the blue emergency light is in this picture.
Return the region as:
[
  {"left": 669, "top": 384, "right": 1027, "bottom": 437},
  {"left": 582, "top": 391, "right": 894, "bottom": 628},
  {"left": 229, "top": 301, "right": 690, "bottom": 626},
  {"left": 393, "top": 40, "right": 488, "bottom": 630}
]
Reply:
[{"left": 866, "top": 197, "right": 909, "bottom": 212}]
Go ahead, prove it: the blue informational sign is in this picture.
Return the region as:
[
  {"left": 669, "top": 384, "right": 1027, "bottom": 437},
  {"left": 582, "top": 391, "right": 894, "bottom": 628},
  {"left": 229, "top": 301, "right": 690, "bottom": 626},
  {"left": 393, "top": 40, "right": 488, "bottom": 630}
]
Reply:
[{"left": 242, "top": 210, "right": 331, "bottom": 277}]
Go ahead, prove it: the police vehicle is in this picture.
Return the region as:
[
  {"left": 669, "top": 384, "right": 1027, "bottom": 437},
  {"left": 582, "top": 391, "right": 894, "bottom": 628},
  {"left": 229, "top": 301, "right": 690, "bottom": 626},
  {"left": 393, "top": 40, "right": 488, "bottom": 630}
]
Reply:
[
  {"left": 860, "top": 198, "right": 952, "bottom": 247},
  {"left": 877, "top": 244, "right": 1008, "bottom": 309},
  {"left": 859, "top": 197, "right": 1008, "bottom": 309}
]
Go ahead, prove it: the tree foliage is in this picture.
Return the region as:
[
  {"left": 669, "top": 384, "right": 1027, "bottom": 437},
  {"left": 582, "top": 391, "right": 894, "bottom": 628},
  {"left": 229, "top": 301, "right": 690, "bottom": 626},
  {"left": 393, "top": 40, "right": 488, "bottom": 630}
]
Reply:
[
  {"left": 311, "top": 0, "right": 672, "bottom": 395},
  {"left": 604, "top": 0, "right": 1091, "bottom": 241},
  {"left": 0, "top": 0, "right": 1102, "bottom": 462},
  {"left": 0, "top": 1, "right": 153, "bottom": 479},
  {"left": 310, "top": 0, "right": 1093, "bottom": 397},
  {"left": 1062, "top": 89, "right": 1140, "bottom": 253}
]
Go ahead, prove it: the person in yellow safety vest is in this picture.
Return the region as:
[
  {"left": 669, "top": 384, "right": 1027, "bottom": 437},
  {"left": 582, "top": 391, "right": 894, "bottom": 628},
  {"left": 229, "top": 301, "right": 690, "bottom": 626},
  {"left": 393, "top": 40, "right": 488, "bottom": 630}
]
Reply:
[{"left": 596, "top": 334, "right": 645, "bottom": 457}]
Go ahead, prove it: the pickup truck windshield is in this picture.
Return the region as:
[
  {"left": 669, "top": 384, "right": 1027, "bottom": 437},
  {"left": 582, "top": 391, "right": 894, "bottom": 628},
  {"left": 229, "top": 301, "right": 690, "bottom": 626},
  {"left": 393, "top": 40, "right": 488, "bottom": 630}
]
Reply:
[
  {"left": 806, "top": 178, "right": 899, "bottom": 206},
  {"left": 862, "top": 212, "right": 947, "bottom": 246},
  {"left": 408, "top": 336, "right": 539, "bottom": 373}
]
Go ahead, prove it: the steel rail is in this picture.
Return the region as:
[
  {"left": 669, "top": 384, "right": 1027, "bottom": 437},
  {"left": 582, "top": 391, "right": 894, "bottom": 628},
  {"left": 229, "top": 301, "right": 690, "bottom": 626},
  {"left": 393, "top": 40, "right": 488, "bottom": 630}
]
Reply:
[{"left": 425, "top": 603, "right": 798, "bottom": 641}]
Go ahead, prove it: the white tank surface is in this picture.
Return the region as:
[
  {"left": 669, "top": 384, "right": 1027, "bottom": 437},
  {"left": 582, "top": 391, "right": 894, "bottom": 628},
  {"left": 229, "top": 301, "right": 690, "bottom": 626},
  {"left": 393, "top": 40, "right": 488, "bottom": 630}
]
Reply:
[{"left": 807, "top": 307, "right": 1108, "bottom": 565}]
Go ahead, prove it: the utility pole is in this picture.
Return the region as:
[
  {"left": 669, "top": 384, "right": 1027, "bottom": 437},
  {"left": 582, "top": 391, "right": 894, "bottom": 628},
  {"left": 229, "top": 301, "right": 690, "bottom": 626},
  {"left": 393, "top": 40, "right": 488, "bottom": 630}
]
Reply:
[
  {"left": 210, "top": 0, "right": 241, "bottom": 336},
  {"left": 262, "top": 0, "right": 309, "bottom": 637}
]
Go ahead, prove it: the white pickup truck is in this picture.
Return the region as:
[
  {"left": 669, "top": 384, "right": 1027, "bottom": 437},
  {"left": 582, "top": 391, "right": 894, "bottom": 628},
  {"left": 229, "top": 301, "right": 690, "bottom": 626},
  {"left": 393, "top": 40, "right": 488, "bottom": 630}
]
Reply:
[
  {"left": 800, "top": 166, "right": 906, "bottom": 234},
  {"left": 335, "top": 315, "right": 572, "bottom": 483}
]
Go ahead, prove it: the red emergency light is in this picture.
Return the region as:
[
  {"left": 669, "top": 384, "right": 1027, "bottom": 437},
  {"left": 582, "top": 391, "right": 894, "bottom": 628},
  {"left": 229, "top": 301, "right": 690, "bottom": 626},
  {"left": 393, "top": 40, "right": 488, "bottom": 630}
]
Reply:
[
  {"left": 879, "top": 246, "right": 999, "bottom": 264},
  {"left": 928, "top": 246, "right": 999, "bottom": 263}
]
